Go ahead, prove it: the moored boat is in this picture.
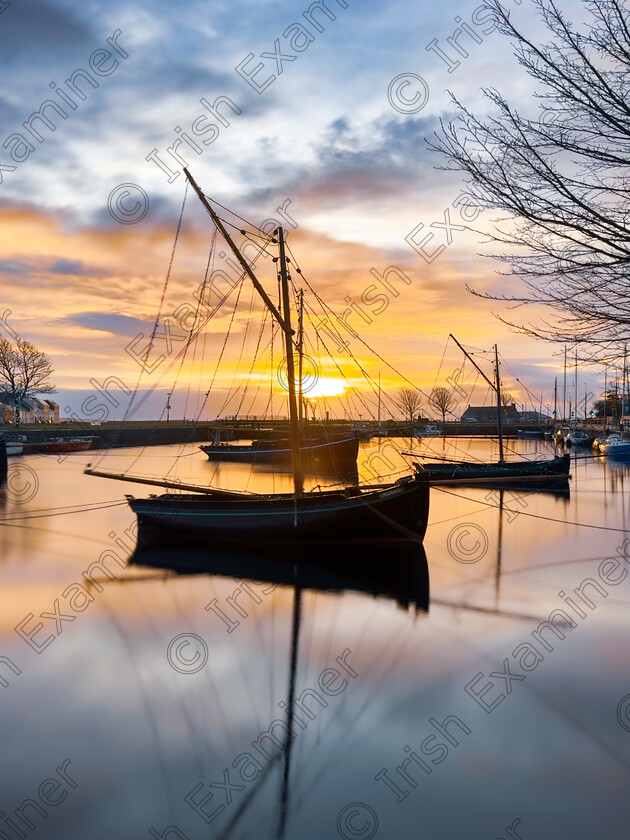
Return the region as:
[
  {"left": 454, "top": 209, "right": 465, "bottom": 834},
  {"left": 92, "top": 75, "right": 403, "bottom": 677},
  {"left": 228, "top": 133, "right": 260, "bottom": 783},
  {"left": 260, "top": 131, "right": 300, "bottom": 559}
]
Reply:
[
  {"left": 200, "top": 433, "right": 359, "bottom": 470},
  {"left": 87, "top": 169, "right": 430, "bottom": 545},
  {"left": 412, "top": 453, "right": 570, "bottom": 489},
  {"left": 22, "top": 436, "right": 95, "bottom": 454},
  {"left": 592, "top": 432, "right": 621, "bottom": 454},
  {"left": 416, "top": 424, "right": 442, "bottom": 437},
  {"left": 128, "top": 477, "right": 429, "bottom": 544},
  {"left": 565, "top": 429, "right": 592, "bottom": 447},
  {"left": 604, "top": 437, "right": 630, "bottom": 458}
]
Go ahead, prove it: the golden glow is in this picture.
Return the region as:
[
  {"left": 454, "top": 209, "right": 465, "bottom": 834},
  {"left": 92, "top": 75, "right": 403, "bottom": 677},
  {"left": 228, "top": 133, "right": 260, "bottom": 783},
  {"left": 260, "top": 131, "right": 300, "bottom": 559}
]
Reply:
[{"left": 304, "top": 377, "right": 347, "bottom": 399}]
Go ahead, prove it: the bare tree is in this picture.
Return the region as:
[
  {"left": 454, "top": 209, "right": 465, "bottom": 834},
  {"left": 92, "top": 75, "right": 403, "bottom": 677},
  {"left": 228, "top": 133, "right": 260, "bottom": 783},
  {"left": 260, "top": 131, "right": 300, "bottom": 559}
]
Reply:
[
  {"left": 429, "top": 386, "right": 456, "bottom": 422},
  {"left": 393, "top": 387, "right": 423, "bottom": 422},
  {"left": 430, "top": 0, "right": 630, "bottom": 364},
  {"left": 0, "top": 337, "right": 55, "bottom": 427}
]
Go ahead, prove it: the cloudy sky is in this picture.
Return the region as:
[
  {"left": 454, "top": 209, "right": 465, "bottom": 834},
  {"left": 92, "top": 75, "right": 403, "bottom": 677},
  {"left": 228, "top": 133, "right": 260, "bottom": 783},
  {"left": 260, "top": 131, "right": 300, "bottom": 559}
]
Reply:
[{"left": 0, "top": 0, "right": 598, "bottom": 420}]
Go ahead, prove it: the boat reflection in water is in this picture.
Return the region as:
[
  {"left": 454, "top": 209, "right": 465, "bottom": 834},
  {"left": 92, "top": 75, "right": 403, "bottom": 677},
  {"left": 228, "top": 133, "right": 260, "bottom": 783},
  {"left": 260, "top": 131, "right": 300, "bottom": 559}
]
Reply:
[
  {"left": 131, "top": 536, "right": 428, "bottom": 837},
  {"left": 130, "top": 537, "right": 429, "bottom": 615}
]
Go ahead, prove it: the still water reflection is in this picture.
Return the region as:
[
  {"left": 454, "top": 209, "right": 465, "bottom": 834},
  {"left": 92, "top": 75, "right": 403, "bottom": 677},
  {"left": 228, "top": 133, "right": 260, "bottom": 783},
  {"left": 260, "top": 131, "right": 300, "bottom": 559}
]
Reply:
[{"left": 1, "top": 438, "right": 629, "bottom": 839}]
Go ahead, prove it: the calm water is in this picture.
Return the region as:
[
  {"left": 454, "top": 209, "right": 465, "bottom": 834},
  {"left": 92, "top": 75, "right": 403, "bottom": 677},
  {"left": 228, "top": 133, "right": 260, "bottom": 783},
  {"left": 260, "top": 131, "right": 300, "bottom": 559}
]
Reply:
[{"left": 1, "top": 438, "right": 629, "bottom": 839}]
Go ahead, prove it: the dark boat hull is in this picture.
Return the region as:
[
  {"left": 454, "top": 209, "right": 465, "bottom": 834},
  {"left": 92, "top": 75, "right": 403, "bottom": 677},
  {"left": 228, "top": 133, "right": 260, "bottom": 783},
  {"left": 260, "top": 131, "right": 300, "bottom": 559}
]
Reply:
[
  {"left": 415, "top": 454, "right": 570, "bottom": 489},
  {"left": 200, "top": 435, "right": 359, "bottom": 469},
  {"left": 128, "top": 478, "right": 429, "bottom": 545}
]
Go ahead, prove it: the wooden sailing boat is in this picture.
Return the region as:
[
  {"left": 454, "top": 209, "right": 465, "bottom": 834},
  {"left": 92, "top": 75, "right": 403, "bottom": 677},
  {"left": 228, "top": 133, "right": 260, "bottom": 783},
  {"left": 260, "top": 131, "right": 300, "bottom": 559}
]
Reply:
[
  {"left": 86, "top": 169, "right": 430, "bottom": 544},
  {"left": 199, "top": 432, "right": 359, "bottom": 471},
  {"left": 412, "top": 335, "right": 571, "bottom": 490}
]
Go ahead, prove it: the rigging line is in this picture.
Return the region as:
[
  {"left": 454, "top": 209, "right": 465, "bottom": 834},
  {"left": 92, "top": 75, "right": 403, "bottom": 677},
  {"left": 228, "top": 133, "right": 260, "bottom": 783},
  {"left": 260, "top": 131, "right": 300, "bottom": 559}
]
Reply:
[
  {"left": 434, "top": 485, "right": 630, "bottom": 532},
  {"left": 300, "top": 302, "right": 381, "bottom": 418},
  {"left": 90, "top": 187, "right": 189, "bottom": 470},
  {"left": 202, "top": 278, "right": 246, "bottom": 419},
  {"left": 125, "top": 232, "right": 219, "bottom": 478},
  {"left": 128, "top": 183, "right": 189, "bottom": 419},
  {"left": 207, "top": 195, "right": 271, "bottom": 239},
  {"left": 214, "top": 282, "right": 257, "bottom": 418},
  {"left": 0, "top": 500, "right": 128, "bottom": 522},
  {"left": 180, "top": 230, "right": 219, "bottom": 428},
  {"left": 216, "top": 213, "right": 277, "bottom": 251},
  {"left": 286, "top": 245, "right": 433, "bottom": 404},
  {"left": 442, "top": 619, "right": 630, "bottom": 775},
  {"left": 296, "top": 601, "right": 422, "bottom": 797},
  {"left": 234, "top": 309, "right": 270, "bottom": 418},
  {"left": 432, "top": 334, "right": 451, "bottom": 396}
]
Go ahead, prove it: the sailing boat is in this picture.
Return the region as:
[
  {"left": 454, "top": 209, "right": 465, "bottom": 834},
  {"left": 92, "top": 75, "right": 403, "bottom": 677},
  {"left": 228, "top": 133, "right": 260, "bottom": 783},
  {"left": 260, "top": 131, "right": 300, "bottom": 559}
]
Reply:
[
  {"left": 411, "top": 335, "right": 570, "bottom": 490},
  {"left": 86, "top": 169, "right": 430, "bottom": 544}
]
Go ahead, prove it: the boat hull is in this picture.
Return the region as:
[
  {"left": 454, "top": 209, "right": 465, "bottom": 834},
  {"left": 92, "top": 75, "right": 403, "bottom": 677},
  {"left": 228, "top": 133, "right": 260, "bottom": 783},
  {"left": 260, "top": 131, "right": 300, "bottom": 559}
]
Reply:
[
  {"left": 128, "top": 478, "right": 430, "bottom": 545},
  {"left": 605, "top": 441, "right": 630, "bottom": 458},
  {"left": 200, "top": 435, "right": 359, "bottom": 470},
  {"left": 414, "top": 454, "right": 570, "bottom": 489},
  {"left": 21, "top": 437, "right": 95, "bottom": 454}
]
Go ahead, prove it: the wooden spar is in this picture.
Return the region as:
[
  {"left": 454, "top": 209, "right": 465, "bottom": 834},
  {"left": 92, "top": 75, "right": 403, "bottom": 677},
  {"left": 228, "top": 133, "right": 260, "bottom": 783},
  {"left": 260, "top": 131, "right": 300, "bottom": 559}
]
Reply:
[
  {"left": 449, "top": 333, "right": 505, "bottom": 461},
  {"left": 183, "top": 167, "right": 292, "bottom": 336},
  {"left": 298, "top": 288, "right": 304, "bottom": 426},
  {"left": 278, "top": 227, "right": 304, "bottom": 497},
  {"left": 494, "top": 344, "right": 505, "bottom": 462},
  {"left": 84, "top": 468, "right": 247, "bottom": 498},
  {"left": 449, "top": 333, "right": 496, "bottom": 392}
]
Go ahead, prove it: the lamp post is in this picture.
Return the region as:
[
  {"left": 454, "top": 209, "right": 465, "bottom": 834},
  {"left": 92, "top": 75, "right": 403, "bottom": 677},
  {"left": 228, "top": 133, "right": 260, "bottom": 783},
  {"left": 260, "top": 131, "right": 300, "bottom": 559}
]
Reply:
[{"left": 166, "top": 392, "right": 172, "bottom": 424}]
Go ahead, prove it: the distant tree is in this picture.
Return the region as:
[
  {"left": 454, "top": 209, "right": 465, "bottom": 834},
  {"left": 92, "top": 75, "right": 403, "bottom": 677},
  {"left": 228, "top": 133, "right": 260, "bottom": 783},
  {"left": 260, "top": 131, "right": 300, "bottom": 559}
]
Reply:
[
  {"left": 0, "top": 337, "right": 55, "bottom": 427},
  {"left": 429, "top": 386, "right": 456, "bottom": 422},
  {"left": 431, "top": 0, "right": 630, "bottom": 364},
  {"left": 594, "top": 391, "right": 620, "bottom": 418},
  {"left": 394, "top": 387, "right": 423, "bottom": 422}
]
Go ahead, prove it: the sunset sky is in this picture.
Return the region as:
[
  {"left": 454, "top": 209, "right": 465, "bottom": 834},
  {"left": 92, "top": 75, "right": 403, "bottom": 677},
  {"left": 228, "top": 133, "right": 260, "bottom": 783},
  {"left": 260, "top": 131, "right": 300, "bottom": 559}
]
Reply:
[{"left": 0, "top": 0, "right": 601, "bottom": 421}]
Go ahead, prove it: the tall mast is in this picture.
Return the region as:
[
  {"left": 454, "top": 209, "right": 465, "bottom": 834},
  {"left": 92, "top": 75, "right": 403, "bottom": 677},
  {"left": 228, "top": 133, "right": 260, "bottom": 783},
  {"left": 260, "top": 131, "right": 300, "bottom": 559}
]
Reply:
[
  {"left": 553, "top": 377, "right": 557, "bottom": 421},
  {"left": 575, "top": 348, "right": 578, "bottom": 422},
  {"left": 183, "top": 168, "right": 291, "bottom": 334},
  {"left": 563, "top": 346, "right": 567, "bottom": 422},
  {"left": 297, "top": 288, "right": 304, "bottom": 426},
  {"left": 604, "top": 365, "right": 607, "bottom": 430},
  {"left": 624, "top": 343, "right": 628, "bottom": 421},
  {"left": 378, "top": 371, "right": 381, "bottom": 426},
  {"left": 584, "top": 386, "right": 587, "bottom": 421},
  {"left": 278, "top": 228, "right": 304, "bottom": 497},
  {"left": 494, "top": 344, "right": 505, "bottom": 462}
]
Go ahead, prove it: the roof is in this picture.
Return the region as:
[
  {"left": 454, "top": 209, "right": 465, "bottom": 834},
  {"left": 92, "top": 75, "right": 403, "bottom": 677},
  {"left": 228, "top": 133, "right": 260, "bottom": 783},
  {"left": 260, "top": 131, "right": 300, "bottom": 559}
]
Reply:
[{"left": 461, "top": 404, "right": 520, "bottom": 421}]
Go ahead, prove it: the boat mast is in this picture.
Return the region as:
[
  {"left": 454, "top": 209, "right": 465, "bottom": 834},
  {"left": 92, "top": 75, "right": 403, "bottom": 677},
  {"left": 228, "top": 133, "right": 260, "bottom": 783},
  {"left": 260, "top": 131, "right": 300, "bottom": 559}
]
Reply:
[
  {"left": 494, "top": 344, "right": 505, "bottom": 463},
  {"left": 297, "top": 288, "right": 304, "bottom": 426},
  {"left": 563, "top": 346, "right": 567, "bottom": 422},
  {"left": 553, "top": 377, "right": 557, "bottom": 423},
  {"left": 183, "top": 168, "right": 292, "bottom": 335},
  {"left": 449, "top": 333, "right": 505, "bottom": 459},
  {"left": 278, "top": 227, "right": 304, "bottom": 496},
  {"left": 378, "top": 371, "right": 381, "bottom": 427},
  {"left": 574, "top": 347, "right": 578, "bottom": 422},
  {"left": 604, "top": 365, "right": 607, "bottom": 431}
]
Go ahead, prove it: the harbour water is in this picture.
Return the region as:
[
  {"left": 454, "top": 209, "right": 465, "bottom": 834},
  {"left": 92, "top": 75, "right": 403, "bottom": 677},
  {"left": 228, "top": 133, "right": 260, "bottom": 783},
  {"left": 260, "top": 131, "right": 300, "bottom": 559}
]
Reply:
[{"left": 1, "top": 438, "right": 629, "bottom": 839}]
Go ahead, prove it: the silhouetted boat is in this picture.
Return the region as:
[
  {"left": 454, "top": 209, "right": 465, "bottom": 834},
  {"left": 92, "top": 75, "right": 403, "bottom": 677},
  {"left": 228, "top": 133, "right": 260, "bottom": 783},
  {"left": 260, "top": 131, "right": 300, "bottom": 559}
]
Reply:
[
  {"left": 87, "top": 169, "right": 430, "bottom": 544},
  {"left": 409, "top": 336, "right": 571, "bottom": 491},
  {"left": 413, "top": 453, "right": 570, "bottom": 489},
  {"left": 200, "top": 433, "right": 358, "bottom": 470}
]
